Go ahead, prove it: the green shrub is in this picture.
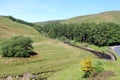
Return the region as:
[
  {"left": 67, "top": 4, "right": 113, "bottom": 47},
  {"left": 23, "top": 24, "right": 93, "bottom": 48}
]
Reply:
[
  {"left": 1, "top": 36, "right": 33, "bottom": 57},
  {"left": 93, "top": 61, "right": 104, "bottom": 73},
  {"left": 81, "top": 58, "right": 94, "bottom": 78},
  {"left": 59, "top": 36, "right": 68, "bottom": 42},
  {"left": 81, "top": 58, "right": 104, "bottom": 78}
]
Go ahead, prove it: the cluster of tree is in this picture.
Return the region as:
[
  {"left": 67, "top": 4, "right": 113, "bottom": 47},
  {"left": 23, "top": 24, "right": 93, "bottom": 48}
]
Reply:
[
  {"left": 1, "top": 36, "right": 34, "bottom": 57},
  {"left": 41, "top": 22, "right": 120, "bottom": 46},
  {"left": 4, "top": 16, "right": 120, "bottom": 46}
]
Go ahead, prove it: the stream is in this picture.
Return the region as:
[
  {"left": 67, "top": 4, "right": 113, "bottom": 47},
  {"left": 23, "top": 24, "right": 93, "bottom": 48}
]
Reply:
[{"left": 110, "top": 46, "right": 120, "bottom": 56}]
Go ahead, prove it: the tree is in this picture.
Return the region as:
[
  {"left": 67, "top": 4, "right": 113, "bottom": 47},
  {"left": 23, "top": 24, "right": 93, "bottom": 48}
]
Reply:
[
  {"left": 89, "top": 22, "right": 120, "bottom": 46},
  {"left": 42, "top": 22, "right": 120, "bottom": 46},
  {"left": 1, "top": 36, "right": 33, "bottom": 57}
]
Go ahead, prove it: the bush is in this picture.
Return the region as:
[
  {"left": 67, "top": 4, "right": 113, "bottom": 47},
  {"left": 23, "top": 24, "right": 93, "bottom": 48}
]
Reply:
[
  {"left": 59, "top": 36, "right": 69, "bottom": 42},
  {"left": 1, "top": 36, "right": 33, "bottom": 57},
  {"left": 81, "top": 58, "right": 104, "bottom": 78},
  {"left": 81, "top": 58, "right": 94, "bottom": 78},
  {"left": 93, "top": 61, "right": 104, "bottom": 73}
]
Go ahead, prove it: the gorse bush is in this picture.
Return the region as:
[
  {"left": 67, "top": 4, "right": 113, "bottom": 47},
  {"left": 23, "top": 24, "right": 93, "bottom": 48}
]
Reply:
[
  {"left": 81, "top": 58, "right": 94, "bottom": 78},
  {"left": 81, "top": 58, "right": 104, "bottom": 78},
  {"left": 1, "top": 36, "right": 33, "bottom": 57}
]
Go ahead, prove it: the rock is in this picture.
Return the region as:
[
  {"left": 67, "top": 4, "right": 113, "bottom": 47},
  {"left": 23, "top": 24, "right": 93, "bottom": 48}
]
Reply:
[
  {"left": 6, "top": 76, "right": 13, "bottom": 80},
  {"left": 22, "top": 72, "right": 32, "bottom": 80}
]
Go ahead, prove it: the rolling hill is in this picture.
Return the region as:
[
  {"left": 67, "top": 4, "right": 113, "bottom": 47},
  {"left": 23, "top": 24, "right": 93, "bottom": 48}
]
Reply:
[
  {"left": 35, "top": 11, "right": 120, "bottom": 25},
  {"left": 0, "top": 16, "right": 44, "bottom": 43},
  {"left": 0, "top": 16, "right": 96, "bottom": 80},
  {"left": 35, "top": 20, "right": 64, "bottom": 25},
  {"left": 0, "top": 14, "right": 120, "bottom": 80},
  {"left": 62, "top": 11, "right": 120, "bottom": 24}
]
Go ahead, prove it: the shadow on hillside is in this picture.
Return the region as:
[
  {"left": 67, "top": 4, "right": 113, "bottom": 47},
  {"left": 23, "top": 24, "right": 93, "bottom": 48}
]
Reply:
[
  {"left": 64, "top": 42, "right": 117, "bottom": 60},
  {"left": 30, "top": 52, "right": 38, "bottom": 56}
]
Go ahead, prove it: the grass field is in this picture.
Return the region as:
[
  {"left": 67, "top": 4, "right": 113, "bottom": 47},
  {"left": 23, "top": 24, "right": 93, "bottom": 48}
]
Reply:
[
  {"left": 0, "top": 38, "right": 96, "bottom": 78},
  {"left": 0, "top": 16, "right": 120, "bottom": 80}
]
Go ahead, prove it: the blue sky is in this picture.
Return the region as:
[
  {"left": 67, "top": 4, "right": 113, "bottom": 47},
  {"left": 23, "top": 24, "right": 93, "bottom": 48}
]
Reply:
[{"left": 0, "top": 0, "right": 120, "bottom": 22}]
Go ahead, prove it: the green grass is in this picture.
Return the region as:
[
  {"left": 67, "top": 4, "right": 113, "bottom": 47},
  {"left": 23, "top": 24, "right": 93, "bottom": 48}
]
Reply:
[
  {"left": 48, "top": 63, "right": 85, "bottom": 80},
  {"left": 48, "top": 58, "right": 120, "bottom": 80},
  {"left": 98, "top": 58, "right": 120, "bottom": 80},
  {"left": 61, "top": 11, "right": 120, "bottom": 24},
  {"left": 0, "top": 17, "right": 96, "bottom": 79},
  {"left": 0, "top": 39, "right": 96, "bottom": 76},
  {"left": 0, "top": 16, "right": 120, "bottom": 80},
  {"left": 74, "top": 42, "right": 114, "bottom": 54},
  {"left": 64, "top": 41, "right": 120, "bottom": 80},
  {"left": 35, "top": 11, "right": 120, "bottom": 25},
  {"left": 0, "top": 39, "right": 97, "bottom": 80},
  {"left": 0, "top": 16, "right": 42, "bottom": 41}
]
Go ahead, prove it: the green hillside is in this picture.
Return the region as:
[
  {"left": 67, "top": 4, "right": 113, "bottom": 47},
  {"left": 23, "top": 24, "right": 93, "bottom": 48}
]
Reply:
[
  {"left": 0, "top": 16, "right": 45, "bottom": 43},
  {"left": 0, "top": 16, "right": 120, "bottom": 80},
  {"left": 62, "top": 11, "right": 120, "bottom": 24},
  {"left": 35, "top": 11, "right": 120, "bottom": 25},
  {"left": 0, "top": 16, "right": 96, "bottom": 79}
]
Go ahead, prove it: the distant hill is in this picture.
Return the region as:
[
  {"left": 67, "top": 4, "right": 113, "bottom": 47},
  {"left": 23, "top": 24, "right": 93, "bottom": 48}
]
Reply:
[
  {"left": 35, "top": 20, "right": 64, "bottom": 25},
  {"left": 36, "top": 11, "right": 120, "bottom": 25},
  {"left": 62, "top": 11, "right": 120, "bottom": 24}
]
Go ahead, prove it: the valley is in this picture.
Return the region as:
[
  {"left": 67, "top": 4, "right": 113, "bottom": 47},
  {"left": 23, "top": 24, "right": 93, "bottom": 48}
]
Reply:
[{"left": 0, "top": 11, "right": 120, "bottom": 80}]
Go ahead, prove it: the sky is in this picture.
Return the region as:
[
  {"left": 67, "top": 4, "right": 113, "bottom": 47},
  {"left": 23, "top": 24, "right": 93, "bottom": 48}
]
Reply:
[{"left": 0, "top": 0, "right": 120, "bottom": 22}]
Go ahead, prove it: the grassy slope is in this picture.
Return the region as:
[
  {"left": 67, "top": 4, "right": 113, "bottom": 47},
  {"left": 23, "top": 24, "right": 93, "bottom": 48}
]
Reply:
[
  {"left": 0, "top": 16, "right": 46, "bottom": 42},
  {"left": 48, "top": 42, "right": 120, "bottom": 80},
  {"left": 0, "top": 16, "right": 96, "bottom": 79},
  {"left": 62, "top": 11, "right": 120, "bottom": 24},
  {"left": 34, "top": 11, "right": 120, "bottom": 80},
  {"left": 0, "top": 16, "right": 120, "bottom": 80}
]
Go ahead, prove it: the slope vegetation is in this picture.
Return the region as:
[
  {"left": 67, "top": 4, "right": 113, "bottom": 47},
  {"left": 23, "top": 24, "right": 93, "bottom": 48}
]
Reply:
[
  {"left": 35, "top": 20, "right": 64, "bottom": 25},
  {"left": 0, "top": 16, "right": 96, "bottom": 80},
  {"left": 0, "top": 16, "right": 44, "bottom": 42},
  {"left": 0, "top": 16, "right": 120, "bottom": 80},
  {"left": 62, "top": 11, "right": 120, "bottom": 24}
]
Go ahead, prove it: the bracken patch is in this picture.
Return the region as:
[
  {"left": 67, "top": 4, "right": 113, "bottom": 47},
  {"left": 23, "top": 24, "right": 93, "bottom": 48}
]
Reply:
[{"left": 88, "top": 71, "right": 115, "bottom": 80}]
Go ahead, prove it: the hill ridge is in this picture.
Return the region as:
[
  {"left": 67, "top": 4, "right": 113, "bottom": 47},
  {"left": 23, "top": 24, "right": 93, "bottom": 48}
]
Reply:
[{"left": 35, "top": 11, "right": 120, "bottom": 25}]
